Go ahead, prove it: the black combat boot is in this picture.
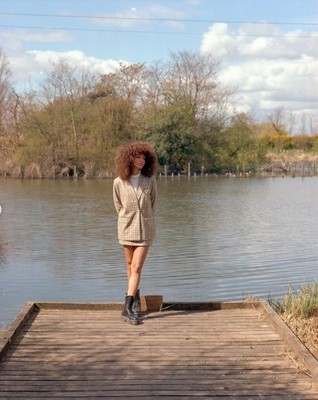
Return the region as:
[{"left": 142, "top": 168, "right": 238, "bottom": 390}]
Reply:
[
  {"left": 121, "top": 295, "right": 140, "bottom": 325},
  {"left": 132, "top": 289, "right": 141, "bottom": 318}
]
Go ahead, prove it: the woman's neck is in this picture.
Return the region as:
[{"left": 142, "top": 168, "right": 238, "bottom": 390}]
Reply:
[{"left": 132, "top": 167, "right": 141, "bottom": 175}]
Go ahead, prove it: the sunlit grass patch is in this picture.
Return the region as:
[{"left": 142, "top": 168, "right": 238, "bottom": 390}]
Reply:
[
  {"left": 0, "top": 323, "right": 8, "bottom": 338},
  {"left": 268, "top": 281, "right": 318, "bottom": 318},
  {"left": 268, "top": 282, "right": 318, "bottom": 359}
]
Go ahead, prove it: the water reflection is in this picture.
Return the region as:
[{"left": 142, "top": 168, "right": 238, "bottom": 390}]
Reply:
[
  {"left": 0, "top": 239, "right": 8, "bottom": 266},
  {"left": 0, "top": 177, "right": 318, "bottom": 325}
]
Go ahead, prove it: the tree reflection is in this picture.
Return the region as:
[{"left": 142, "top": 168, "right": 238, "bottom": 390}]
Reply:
[{"left": 0, "top": 237, "right": 8, "bottom": 266}]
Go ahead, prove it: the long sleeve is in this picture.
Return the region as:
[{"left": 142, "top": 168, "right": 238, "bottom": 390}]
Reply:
[
  {"left": 150, "top": 176, "right": 157, "bottom": 213},
  {"left": 113, "top": 178, "right": 122, "bottom": 214}
]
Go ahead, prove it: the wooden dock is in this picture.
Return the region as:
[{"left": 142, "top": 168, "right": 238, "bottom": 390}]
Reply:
[{"left": 1, "top": 300, "right": 318, "bottom": 399}]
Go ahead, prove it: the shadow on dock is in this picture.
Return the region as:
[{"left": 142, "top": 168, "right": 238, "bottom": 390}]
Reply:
[{"left": 1, "top": 300, "right": 318, "bottom": 399}]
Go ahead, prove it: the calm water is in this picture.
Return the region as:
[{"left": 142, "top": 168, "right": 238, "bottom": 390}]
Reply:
[{"left": 0, "top": 176, "right": 318, "bottom": 326}]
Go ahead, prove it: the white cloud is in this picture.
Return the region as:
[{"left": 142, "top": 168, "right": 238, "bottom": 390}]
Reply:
[
  {"left": 8, "top": 49, "right": 125, "bottom": 88},
  {"left": 0, "top": 29, "right": 72, "bottom": 54},
  {"left": 201, "top": 23, "right": 318, "bottom": 60},
  {"left": 1, "top": 28, "right": 125, "bottom": 87},
  {"left": 200, "top": 23, "right": 318, "bottom": 124},
  {"left": 1, "top": 29, "right": 76, "bottom": 83},
  {"left": 28, "top": 49, "right": 121, "bottom": 72}
]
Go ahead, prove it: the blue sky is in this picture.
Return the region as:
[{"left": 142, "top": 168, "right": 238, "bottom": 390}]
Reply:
[{"left": 1, "top": 0, "right": 317, "bottom": 131}]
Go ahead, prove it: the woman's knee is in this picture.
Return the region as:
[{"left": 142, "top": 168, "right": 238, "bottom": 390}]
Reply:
[{"left": 130, "top": 262, "right": 143, "bottom": 275}]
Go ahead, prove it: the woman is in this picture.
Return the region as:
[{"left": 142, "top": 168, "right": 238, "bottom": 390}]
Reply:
[{"left": 113, "top": 142, "right": 157, "bottom": 325}]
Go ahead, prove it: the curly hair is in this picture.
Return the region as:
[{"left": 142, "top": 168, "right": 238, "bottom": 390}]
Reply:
[{"left": 114, "top": 142, "right": 157, "bottom": 180}]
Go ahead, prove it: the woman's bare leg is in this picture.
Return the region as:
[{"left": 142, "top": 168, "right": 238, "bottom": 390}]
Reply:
[
  {"left": 124, "top": 246, "right": 134, "bottom": 281},
  {"left": 123, "top": 245, "right": 149, "bottom": 296}
]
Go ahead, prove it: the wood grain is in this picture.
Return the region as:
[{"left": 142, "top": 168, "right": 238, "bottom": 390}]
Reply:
[{"left": 0, "top": 301, "right": 317, "bottom": 399}]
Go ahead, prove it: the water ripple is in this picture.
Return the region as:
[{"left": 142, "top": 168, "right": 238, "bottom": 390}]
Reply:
[{"left": 1, "top": 177, "right": 318, "bottom": 324}]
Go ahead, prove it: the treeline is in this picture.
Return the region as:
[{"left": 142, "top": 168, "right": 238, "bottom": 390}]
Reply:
[{"left": 0, "top": 48, "right": 317, "bottom": 178}]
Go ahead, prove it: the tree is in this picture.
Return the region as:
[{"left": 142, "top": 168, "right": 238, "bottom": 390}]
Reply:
[
  {"left": 96, "top": 62, "right": 148, "bottom": 142},
  {"left": 0, "top": 48, "right": 12, "bottom": 131},
  {"left": 142, "top": 101, "right": 197, "bottom": 173},
  {"left": 267, "top": 107, "right": 288, "bottom": 136},
  {"left": 139, "top": 51, "right": 234, "bottom": 171},
  {"left": 215, "top": 113, "right": 266, "bottom": 173},
  {"left": 0, "top": 49, "right": 20, "bottom": 174},
  {"left": 160, "top": 51, "right": 232, "bottom": 125},
  {"left": 40, "top": 60, "right": 97, "bottom": 164},
  {"left": 16, "top": 60, "right": 102, "bottom": 175}
]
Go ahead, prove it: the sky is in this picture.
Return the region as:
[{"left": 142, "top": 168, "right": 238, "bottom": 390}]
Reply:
[{"left": 0, "top": 0, "right": 318, "bottom": 132}]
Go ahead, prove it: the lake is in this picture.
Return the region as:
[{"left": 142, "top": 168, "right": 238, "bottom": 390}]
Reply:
[{"left": 0, "top": 176, "right": 317, "bottom": 326}]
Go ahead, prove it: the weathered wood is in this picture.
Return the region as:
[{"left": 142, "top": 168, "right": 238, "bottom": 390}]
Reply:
[
  {"left": 257, "top": 301, "right": 318, "bottom": 379},
  {"left": 0, "top": 302, "right": 37, "bottom": 362},
  {"left": 34, "top": 301, "right": 123, "bottom": 311},
  {"left": 0, "top": 301, "right": 318, "bottom": 399}
]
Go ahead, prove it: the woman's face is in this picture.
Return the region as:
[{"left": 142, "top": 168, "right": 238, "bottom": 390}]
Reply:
[{"left": 132, "top": 154, "right": 145, "bottom": 172}]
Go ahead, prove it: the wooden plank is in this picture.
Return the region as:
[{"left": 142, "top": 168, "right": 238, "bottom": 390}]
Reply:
[
  {"left": 0, "top": 302, "right": 37, "bottom": 362},
  {"left": 0, "top": 396, "right": 306, "bottom": 400},
  {"left": 0, "top": 369, "right": 310, "bottom": 379},
  {"left": 34, "top": 301, "right": 123, "bottom": 311},
  {"left": 35, "top": 300, "right": 251, "bottom": 311},
  {"left": 257, "top": 301, "right": 318, "bottom": 379},
  {"left": 0, "top": 301, "right": 318, "bottom": 399},
  {"left": 161, "top": 300, "right": 255, "bottom": 310}
]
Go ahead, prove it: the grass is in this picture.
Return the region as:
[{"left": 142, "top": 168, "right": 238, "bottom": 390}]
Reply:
[
  {"left": 268, "top": 281, "right": 318, "bottom": 318},
  {"left": 268, "top": 282, "right": 318, "bottom": 359},
  {"left": 0, "top": 325, "right": 7, "bottom": 338}
]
